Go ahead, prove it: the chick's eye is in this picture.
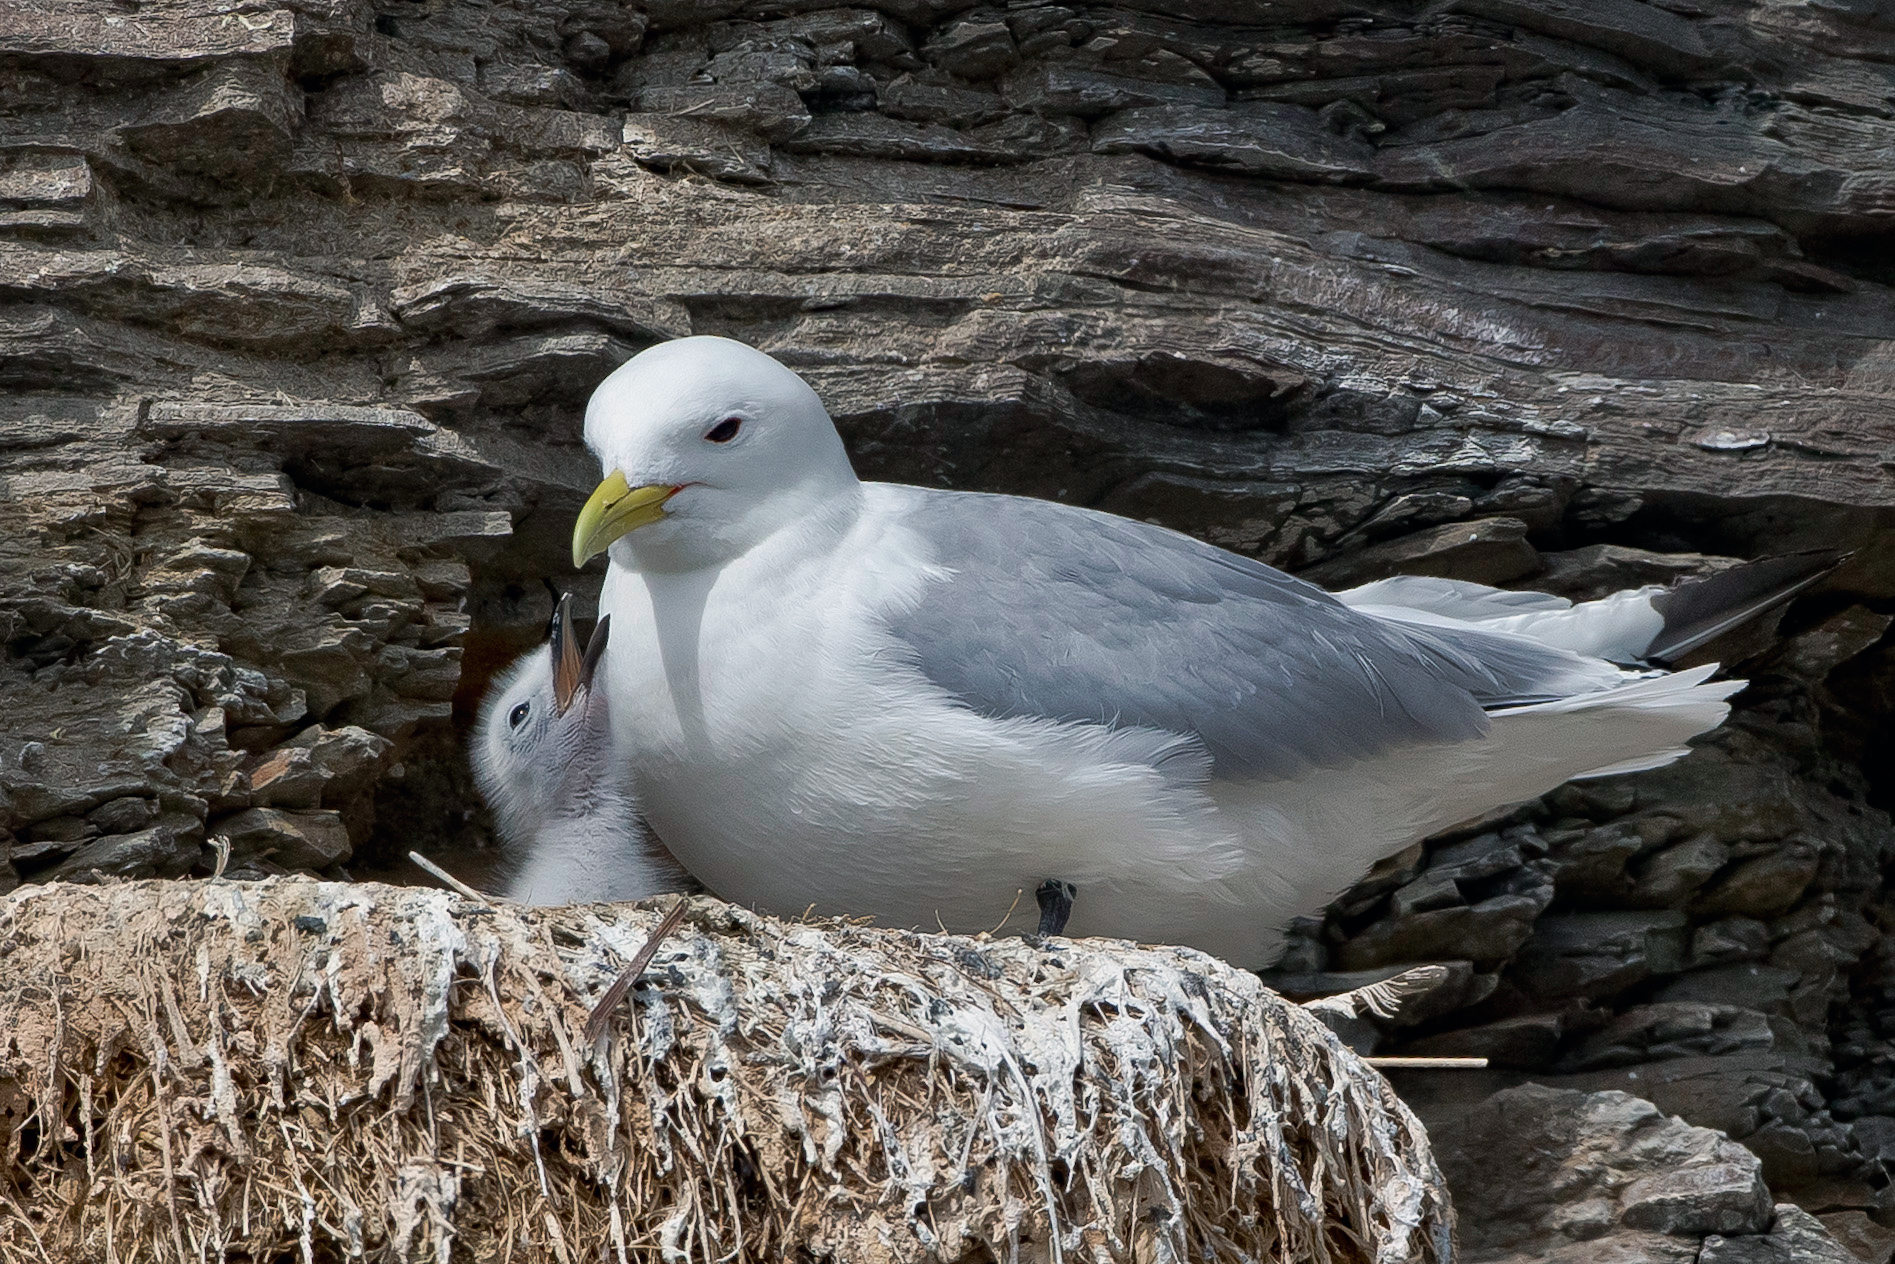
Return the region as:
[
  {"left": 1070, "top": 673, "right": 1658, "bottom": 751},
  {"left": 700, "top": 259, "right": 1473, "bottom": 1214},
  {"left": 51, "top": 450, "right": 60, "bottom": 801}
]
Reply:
[
  {"left": 508, "top": 702, "right": 530, "bottom": 729},
  {"left": 705, "top": 417, "right": 742, "bottom": 444}
]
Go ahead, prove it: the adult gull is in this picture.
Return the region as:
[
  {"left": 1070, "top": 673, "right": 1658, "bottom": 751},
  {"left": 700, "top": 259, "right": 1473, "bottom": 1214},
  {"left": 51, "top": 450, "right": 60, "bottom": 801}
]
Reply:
[{"left": 569, "top": 336, "right": 1798, "bottom": 968}]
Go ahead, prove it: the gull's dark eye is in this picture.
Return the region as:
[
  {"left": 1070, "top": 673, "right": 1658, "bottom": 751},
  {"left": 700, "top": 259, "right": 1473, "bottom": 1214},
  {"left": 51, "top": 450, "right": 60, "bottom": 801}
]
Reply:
[
  {"left": 508, "top": 702, "right": 530, "bottom": 729},
  {"left": 705, "top": 417, "right": 742, "bottom": 444}
]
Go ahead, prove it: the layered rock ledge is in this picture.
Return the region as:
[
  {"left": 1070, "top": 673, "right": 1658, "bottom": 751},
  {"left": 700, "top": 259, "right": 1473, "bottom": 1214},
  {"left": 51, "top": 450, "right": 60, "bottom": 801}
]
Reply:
[{"left": 2, "top": 0, "right": 1892, "bottom": 1253}]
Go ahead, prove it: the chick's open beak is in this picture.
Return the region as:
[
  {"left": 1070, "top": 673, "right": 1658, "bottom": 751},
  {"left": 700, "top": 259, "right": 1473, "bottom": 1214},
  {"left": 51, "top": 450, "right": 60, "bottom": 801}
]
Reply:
[
  {"left": 550, "top": 593, "right": 583, "bottom": 714},
  {"left": 572, "top": 471, "right": 677, "bottom": 567},
  {"left": 551, "top": 595, "right": 610, "bottom": 714}
]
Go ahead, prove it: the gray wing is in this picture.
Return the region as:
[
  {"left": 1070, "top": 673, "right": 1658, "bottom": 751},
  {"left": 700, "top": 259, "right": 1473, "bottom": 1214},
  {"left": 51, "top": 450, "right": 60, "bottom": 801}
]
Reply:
[{"left": 882, "top": 489, "right": 1615, "bottom": 782}]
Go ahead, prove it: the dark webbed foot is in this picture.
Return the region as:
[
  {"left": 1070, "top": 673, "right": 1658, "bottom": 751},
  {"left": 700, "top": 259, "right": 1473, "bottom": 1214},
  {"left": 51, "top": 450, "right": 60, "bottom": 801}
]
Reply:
[{"left": 1035, "top": 879, "right": 1077, "bottom": 937}]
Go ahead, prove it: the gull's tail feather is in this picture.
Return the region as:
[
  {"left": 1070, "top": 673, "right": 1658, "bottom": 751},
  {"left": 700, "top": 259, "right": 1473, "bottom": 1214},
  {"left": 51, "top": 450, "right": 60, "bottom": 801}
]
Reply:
[
  {"left": 1339, "top": 549, "right": 1844, "bottom": 666},
  {"left": 1487, "top": 663, "right": 1744, "bottom": 779},
  {"left": 1249, "top": 664, "right": 1745, "bottom": 958},
  {"left": 1403, "top": 663, "right": 1743, "bottom": 839}
]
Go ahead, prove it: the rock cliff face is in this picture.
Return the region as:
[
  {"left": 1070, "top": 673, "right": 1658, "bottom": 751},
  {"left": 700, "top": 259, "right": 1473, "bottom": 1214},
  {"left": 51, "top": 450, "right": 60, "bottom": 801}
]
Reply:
[
  {"left": 1436, "top": 1084, "right": 1868, "bottom": 1263},
  {"left": 2, "top": 0, "right": 1892, "bottom": 1242}
]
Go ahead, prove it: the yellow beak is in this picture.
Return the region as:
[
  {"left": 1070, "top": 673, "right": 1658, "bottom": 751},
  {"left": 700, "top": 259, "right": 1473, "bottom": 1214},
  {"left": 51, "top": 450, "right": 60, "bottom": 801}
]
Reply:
[{"left": 572, "top": 471, "right": 676, "bottom": 567}]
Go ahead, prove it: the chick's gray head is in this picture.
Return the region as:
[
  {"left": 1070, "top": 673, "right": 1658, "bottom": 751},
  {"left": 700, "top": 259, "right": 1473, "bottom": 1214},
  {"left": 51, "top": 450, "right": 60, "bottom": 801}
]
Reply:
[{"left": 472, "top": 595, "right": 611, "bottom": 849}]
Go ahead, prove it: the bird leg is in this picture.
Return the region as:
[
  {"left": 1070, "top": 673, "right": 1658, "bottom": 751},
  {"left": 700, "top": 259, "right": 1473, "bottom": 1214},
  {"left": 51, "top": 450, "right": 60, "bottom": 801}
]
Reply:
[{"left": 1035, "top": 879, "right": 1077, "bottom": 937}]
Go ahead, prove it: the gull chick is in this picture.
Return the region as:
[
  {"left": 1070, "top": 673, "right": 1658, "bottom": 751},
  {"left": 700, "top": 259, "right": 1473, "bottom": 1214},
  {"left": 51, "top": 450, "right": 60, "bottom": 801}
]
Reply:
[
  {"left": 567, "top": 336, "right": 1804, "bottom": 967},
  {"left": 472, "top": 594, "right": 691, "bottom": 905}
]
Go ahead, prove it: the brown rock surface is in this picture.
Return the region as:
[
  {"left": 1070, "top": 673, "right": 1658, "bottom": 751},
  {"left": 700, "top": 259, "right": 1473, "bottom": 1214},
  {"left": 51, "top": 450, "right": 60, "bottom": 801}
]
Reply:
[
  {"left": 2, "top": 0, "right": 1893, "bottom": 1248},
  {"left": 1435, "top": 1084, "right": 1860, "bottom": 1264}
]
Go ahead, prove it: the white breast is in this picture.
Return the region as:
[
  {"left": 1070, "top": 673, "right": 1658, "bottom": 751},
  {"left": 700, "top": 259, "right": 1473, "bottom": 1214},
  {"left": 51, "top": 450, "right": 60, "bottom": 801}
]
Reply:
[{"left": 598, "top": 499, "right": 1246, "bottom": 941}]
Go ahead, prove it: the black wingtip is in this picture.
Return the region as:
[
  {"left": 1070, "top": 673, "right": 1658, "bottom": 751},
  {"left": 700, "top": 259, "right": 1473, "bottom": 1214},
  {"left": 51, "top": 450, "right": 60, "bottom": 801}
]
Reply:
[{"left": 1647, "top": 548, "right": 1848, "bottom": 664}]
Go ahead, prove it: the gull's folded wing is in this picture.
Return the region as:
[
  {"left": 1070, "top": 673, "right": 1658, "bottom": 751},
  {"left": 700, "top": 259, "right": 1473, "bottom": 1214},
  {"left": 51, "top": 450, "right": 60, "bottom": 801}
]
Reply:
[{"left": 880, "top": 489, "right": 1625, "bottom": 782}]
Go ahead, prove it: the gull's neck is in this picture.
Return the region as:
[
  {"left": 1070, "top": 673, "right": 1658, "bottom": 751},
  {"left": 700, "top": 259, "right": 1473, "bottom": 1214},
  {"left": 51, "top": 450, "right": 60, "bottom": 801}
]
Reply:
[{"left": 621, "top": 477, "right": 866, "bottom": 575}]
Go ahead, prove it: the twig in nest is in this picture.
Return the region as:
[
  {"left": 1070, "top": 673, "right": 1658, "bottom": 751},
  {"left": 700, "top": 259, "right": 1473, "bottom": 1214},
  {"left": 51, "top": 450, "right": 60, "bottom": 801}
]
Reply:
[
  {"left": 407, "top": 851, "right": 492, "bottom": 905},
  {"left": 1364, "top": 1057, "right": 1489, "bottom": 1069},
  {"left": 986, "top": 887, "right": 1025, "bottom": 936},
  {"left": 584, "top": 899, "right": 688, "bottom": 1045}
]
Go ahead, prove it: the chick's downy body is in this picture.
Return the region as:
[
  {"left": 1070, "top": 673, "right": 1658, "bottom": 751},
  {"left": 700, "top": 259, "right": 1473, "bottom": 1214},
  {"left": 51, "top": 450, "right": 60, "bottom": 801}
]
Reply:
[{"left": 472, "top": 597, "right": 691, "bottom": 905}]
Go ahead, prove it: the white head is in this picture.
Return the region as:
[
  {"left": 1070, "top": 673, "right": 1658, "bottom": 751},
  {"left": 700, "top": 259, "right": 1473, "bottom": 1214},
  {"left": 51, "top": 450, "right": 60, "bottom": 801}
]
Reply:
[
  {"left": 573, "top": 336, "right": 861, "bottom": 573},
  {"left": 472, "top": 595, "right": 691, "bottom": 904}
]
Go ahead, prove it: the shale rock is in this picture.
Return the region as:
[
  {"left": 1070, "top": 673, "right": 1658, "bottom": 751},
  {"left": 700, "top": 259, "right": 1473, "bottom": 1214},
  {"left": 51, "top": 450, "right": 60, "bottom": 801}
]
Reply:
[
  {"left": 1434, "top": 1085, "right": 1866, "bottom": 1264},
  {"left": 1699, "top": 1206, "right": 1861, "bottom": 1264},
  {"left": 3, "top": 0, "right": 1893, "bottom": 1244}
]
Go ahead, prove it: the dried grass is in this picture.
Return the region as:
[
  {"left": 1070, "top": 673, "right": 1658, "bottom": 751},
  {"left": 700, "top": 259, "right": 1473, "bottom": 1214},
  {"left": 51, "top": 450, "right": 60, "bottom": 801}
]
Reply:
[{"left": 0, "top": 878, "right": 1451, "bottom": 1263}]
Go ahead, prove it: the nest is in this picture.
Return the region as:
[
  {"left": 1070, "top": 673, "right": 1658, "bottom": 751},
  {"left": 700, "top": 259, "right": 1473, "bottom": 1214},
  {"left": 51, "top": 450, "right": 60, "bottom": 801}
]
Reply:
[{"left": 0, "top": 878, "right": 1451, "bottom": 1263}]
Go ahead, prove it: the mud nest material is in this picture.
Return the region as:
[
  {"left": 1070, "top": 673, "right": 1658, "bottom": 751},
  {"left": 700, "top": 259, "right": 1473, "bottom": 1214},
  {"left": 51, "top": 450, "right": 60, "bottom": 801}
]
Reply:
[{"left": 0, "top": 878, "right": 1451, "bottom": 1263}]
